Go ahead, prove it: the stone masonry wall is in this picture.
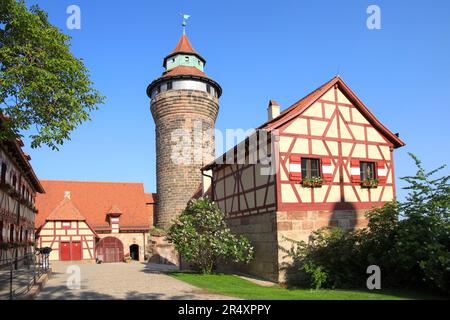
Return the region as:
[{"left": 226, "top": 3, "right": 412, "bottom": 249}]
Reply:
[
  {"left": 151, "top": 90, "right": 219, "bottom": 229},
  {"left": 220, "top": 212, "right": 279, "bottom": 282},
  {"left": 98, "top": 232, "right": 148, "bottom": 262},
  {"left": 276, "top": 209, "right": 368, "bottom": 282}
]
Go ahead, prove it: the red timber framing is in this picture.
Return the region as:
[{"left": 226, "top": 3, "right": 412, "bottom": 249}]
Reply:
[
  {"left": 211, "top": 162, "right": 276, "bottom": 218},
  {"left": 275, "top": 79, "right": 403, "bottom": 211},
  {"left": 38, "top": 220, "right": 97, "bottom": 261},
  {"left": 204, "top": 76, "right": 404, "bottom": 215}
]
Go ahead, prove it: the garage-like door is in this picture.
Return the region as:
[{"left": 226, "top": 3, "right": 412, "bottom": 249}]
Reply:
[
  {"left": 60, "top": 241, "right": 82, "bottom": 261},
  {"left": 96, "top": 237, "right": 124, "bottom": 263}
]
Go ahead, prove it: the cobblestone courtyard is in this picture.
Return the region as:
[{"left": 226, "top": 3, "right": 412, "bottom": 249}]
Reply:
[{"left": 36, "top": 261, "right": 233, "bottom": 300}]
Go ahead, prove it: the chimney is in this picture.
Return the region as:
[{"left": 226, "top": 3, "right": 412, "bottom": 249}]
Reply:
[{"left": 267, "top": 100, "right": 280, "bottom": 121}]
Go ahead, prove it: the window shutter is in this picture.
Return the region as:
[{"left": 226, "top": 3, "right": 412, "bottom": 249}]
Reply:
[
  {"left": 350, "top": 159, "right": 361, "bottom": 183},
  {"left": 289, "top": 155, "right": 302, "bottom": 182},
  {"left": 321, "top": 157, "right": 333, "bottom": 181},
  {"left": 377, "top": 161, "right": 387, "bottom": 183}
]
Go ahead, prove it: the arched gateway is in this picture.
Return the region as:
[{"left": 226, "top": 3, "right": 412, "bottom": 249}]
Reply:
[{"left": 96, "top": 237, "right": 124, "bottom": 263}]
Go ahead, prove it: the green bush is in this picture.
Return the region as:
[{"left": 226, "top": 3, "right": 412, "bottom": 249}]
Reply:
[
  {"left": 284, "top": 154, "right": 449, "bottom": 294},
  {"left": 167, "top": 198, "right": 254, "bottom": 274}
]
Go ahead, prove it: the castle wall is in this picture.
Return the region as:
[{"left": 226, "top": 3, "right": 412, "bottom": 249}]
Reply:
[
  {"left": 97, "top": 232, "right": 148, "bottom": 262},
  {"left": 221, "top": 212, "right": 279, "bottom": 282}
]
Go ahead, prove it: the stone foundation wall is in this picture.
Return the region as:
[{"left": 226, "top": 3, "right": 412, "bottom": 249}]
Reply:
[
  {"left": 147, "top": 235, "right": 179, "bottom": 266},
  {"left": 98, "top": 232, "right": 148, "bottom": 262},
  {"left": 276, "top": 209, "right": 368, "bottom": 282},
  {"left": 221, "top": 212, "right": 279, "bottom": 282}
]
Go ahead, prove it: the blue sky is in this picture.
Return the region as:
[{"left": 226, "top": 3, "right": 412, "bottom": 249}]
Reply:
[{"left": 23, "top": 0, "right": 450, "bottom": 200}]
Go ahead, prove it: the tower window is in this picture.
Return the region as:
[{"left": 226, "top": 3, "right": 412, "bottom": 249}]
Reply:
[
  {"left": 166, "top": 82, "right": 172, "bottom": 90},
  {"left": 198, "top": 60, "right": 200, "bottom": 65},
  {"left": 206, "top": 85, "right": 211, "bottom": 94},
  {"left": 185, "top": 56, "right": 189, "bottom": 63},
  {"left": 157, "top": 85, "right": 161, "bottom": 94}
]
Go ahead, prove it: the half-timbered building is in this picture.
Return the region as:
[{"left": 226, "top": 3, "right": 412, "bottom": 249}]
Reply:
[
  {"left": 0, "top": 134, "right": 44, "bottom": 265},
  {"left": 202, "top": 76, "right": 405, "bottom": 282},
  {"left": 35, "top": 180, "right": 156, "bottom": 263}
]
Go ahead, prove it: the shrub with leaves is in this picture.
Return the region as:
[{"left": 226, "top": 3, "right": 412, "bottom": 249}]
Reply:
[
  {"left": 393, "top": 154, "right": 450, "bottom": 292},
  {"left": 282, "top": 227, "right": 363, "bottom": 289},
  {"left": 284, "top": 154, "right": 449, "bottom": 294},
  {"left": 167, "top": 198, "right": 254, "bottom": 274}
]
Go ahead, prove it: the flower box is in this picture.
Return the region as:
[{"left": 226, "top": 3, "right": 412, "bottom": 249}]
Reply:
[
  {"left": 302, "top": 177, "right": 324, "bottom": 188},
  {"left": 361, "top": 178, "right": 379, "bottom": 189}
]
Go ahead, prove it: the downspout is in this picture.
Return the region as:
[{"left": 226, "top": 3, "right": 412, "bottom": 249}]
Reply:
[{"left": 201, "top": 167, "right": 214, "bottom": 200}]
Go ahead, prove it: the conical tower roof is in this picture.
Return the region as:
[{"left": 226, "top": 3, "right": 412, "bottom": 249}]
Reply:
[
  {"left": 163, "top": 34, "right": 206, "bottom": 68},
  {"left": 170, "top": 34, "right": 197, "bottom": 55}
]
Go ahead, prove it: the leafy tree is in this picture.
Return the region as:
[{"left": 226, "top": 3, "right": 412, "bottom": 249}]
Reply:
[
  {"left": 0, "top": 0, "right": 104, "bottom": 149},
  {"left": 167, "top": 198, "right": 254, "bottom": 274}
]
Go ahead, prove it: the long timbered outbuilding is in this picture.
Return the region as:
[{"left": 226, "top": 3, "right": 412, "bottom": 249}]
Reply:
[
  {"left": 0, "top": 133, "right": 44, "bottom": 265},
  {"left": 202, "top": 76, "right": 405, "bottom": 282}
]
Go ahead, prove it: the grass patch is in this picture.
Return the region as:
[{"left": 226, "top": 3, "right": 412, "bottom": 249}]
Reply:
[{"left": 169, "top": 272, "right": 442, "bottom": 300}]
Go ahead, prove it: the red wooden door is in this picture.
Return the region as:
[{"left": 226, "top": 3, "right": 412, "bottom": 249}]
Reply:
[
  {"left": 71, "top": 242, "right": 82, "bottom": 260},
  {"left": 60, "top": 242, "right": 71, "bottom": 261},
  {"left": 96, "top": 237, "right": 124, "bottom": 263}
]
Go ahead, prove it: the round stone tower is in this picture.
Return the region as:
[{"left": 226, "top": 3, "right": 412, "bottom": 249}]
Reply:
[{"left": 147, "top": 32, "right": 222, "bottom": 229}]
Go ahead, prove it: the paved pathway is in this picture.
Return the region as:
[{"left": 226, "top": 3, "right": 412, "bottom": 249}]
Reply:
[{"left": 36, "top": 261, "right": 234, "bottom": 300}]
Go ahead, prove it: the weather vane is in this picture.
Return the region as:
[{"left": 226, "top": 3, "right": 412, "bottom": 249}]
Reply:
[{"left": 180, "top": 13, "right": 190, "bottom": 35}]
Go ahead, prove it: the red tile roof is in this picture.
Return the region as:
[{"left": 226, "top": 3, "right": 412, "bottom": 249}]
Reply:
[
  {"left": 145, "top": 193, "right": 157, "bottom": 204},
  {"left": 0, "top": 115, "right": 44, "bottom": 193},
  {"left": 258, "top": 77, "right": 336, "bottom": 130},
  {"left": 46, "top": 198, "right": 85, "bottom": 221},
  {"left": 161, "top": 66, "right": 208, "bottom": 78},
  {"left": 36, "top": 180, "right": 155, "bottom": 230},
  {"left": 170, "top": 34, "right": 197, "bottom": 55},
  {"left": 163, "top": 34, "right": 206, "bottom": 68},
  {"left": 258, "top": 76, "right": 405, "bottom": 148},
  {"left": 107, "top": 205, "right": 122, "bottom": 215}
]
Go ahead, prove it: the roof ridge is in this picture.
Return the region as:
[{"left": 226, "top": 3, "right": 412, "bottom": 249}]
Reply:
[{"left": 258, "top": 76, "right": 338, "bottom": 129}]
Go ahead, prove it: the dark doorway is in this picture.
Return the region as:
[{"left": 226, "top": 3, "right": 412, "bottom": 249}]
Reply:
[{"left": 130, "top": 244, "right": 139, "bottom": 261}]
